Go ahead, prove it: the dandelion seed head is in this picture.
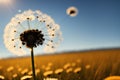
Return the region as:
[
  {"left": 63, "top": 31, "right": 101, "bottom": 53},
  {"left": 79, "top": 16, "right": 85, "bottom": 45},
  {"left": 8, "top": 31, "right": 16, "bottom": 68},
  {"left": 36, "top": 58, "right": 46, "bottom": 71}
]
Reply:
[
  {"left": 4, "top": 9, "right": 62, "bottom": 55},
  {"left": 66, "top": 6, "right": 78, "bottom": 17}
]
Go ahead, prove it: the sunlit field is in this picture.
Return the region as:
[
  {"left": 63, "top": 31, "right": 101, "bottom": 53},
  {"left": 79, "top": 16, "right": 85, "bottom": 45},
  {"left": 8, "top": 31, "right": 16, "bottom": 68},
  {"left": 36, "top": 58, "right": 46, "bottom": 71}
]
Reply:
[{"left": 0, "top": 48, "right": 120, "bottom": 80}]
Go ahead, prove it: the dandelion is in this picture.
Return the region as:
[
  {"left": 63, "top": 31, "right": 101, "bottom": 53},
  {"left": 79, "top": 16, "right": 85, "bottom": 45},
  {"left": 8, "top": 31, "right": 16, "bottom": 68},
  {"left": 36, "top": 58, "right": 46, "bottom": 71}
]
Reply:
[
  {"left": 12, "top": 73, "right": 18, "bottom": 78},
  {"left": 20, "top": 75, "right": 32, "bottom": 80},
  {"left": 18, "top": 68, "right": 22, "bottom": 72},
  {"left": 0, "top": 66, "right": 2, "bottom": 70},
  {"left": 45, "top": 66, "right": 51, "bottom": 71},
  {"left": 54, "top": 68, "right": 63, "bottom": 74},
  {"left": 44, "top": 78, "right": 58, "bottom": 80},
  {"left": 48, "top": 62, "right": 53, "bottom": 67},
  {"left": 42, "top": 65, "right": 46, "bottom": 70},
  {"left": 85, "top": 64, "right": 91, "bottom": 69},
  {"left": 63, "top": 63, "right": 71, "bottom": 69},
  {"left": 35, "top": 68, "right": 40, "bottom": 74},
  {"left": 6, "top": 66, "right": 14, "bottom": 72},
  {"left": 21, "top": 68, "right": 29, "bottom": 75},
  {"left": 28, "top": 71, "right": 32, "bottom": 75},
  {"left": 43, "top": 70, "right": 53, "bottom": 77},
  {"left": 76, "top": 59, "right": 81, "bottom": 63},
  {"left": 71, "top": 62, "right": 76, "bottom": 67},
  {"left": 4, "top": 9, "right": 62, "bottom": 80},
  {"left": 28, "top": 69, "right": 40, "bottom": 75},
  {"left": 74, "top": 67, "right": 81, "bottom": 73},
  {"left": 0, "top": 75, "right": 5, "bottom": 80},
  {"left": 104, "top": 76, "right": 120, "bottom": 80},
  {"left": 66, "top": 6, "right": 78, "bottom": 17},
  {"left": 66, "top": 68, "right": 73, "bottom": 73}
]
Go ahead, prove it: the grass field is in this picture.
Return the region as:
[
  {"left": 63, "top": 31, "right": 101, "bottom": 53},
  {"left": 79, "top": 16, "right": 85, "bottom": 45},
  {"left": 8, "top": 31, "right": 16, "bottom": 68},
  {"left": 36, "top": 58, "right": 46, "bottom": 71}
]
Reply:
[{"left": 0, "top": 48, "right": 120, "bottom": 80}]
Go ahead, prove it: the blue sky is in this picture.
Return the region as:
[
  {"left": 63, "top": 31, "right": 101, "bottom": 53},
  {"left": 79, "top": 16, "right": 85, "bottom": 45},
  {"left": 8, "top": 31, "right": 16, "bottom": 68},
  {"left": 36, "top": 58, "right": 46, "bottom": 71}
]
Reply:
[{"left": 0, "top": 0, "right": 120, "bottom": 58}]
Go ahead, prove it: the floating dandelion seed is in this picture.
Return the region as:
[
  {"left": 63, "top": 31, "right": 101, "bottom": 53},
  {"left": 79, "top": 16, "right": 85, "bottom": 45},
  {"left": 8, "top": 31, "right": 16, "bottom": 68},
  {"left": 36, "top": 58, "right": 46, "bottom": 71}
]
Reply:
[
  {"left": 66, "top": 6, "right": 78, "bottom": 17},
  {"left": 4, "top": 9, "right": 62, "bottom": 80}
]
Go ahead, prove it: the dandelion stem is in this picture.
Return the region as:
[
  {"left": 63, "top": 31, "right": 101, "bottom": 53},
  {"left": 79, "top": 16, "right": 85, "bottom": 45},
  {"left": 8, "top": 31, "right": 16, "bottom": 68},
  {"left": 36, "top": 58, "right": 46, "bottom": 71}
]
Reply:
[{"left": 31, "top": 48, "right": 36, "bottom": 80}]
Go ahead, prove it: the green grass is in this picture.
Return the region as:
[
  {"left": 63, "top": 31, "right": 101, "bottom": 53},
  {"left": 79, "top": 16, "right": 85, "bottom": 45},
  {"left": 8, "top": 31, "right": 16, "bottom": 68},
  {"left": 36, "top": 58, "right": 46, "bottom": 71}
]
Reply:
[{"left": 0, "top": 48, "right": 120, "bottom": 80}]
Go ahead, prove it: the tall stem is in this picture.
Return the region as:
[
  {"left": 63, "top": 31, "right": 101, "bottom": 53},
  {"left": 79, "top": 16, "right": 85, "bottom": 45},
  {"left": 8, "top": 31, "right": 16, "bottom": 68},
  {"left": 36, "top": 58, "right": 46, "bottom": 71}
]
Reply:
[{"left": 31, "top": 48, "right": 36, "bottom": 80}]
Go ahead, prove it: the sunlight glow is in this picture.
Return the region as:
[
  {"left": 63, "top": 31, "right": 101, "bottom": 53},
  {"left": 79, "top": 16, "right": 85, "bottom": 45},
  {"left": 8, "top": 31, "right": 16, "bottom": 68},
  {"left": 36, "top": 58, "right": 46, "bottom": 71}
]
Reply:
[{"left": 0, "top": 0, "right": 12, "bottom": 4}]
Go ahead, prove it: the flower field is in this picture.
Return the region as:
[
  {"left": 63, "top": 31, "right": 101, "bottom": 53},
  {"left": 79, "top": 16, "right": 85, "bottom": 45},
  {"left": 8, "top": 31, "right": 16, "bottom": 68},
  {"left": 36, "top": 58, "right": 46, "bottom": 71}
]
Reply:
[{"left": 0, "top": 48, "right": 120, "bottom": 80}]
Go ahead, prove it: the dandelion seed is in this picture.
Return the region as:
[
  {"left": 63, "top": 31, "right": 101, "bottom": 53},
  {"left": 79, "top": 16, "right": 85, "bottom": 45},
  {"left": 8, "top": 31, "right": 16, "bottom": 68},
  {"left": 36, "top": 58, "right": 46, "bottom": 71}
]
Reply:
[
  {"left": 0, "top": 75, "right": 5, "bottom": 80},
  {"left": 104, "top": 76, "right": 120, "bottom": 80},
  {"left": 20, "top": 75, "right": 32, "bottom": 80},
  {"left": 66, "top": 68, "right": 73, "bottom": 73},
  {"left": 54, "top": 68, "right": 63, "bottom": 74},
  {"left": 43, "top": 70, "right": 53, "bottom": 77},
  {"left": 66, "top": 6, "right": 78, "bottom": 17},
  {"left": 74, "top": 67, "right": 82, "bottom": 73}
]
